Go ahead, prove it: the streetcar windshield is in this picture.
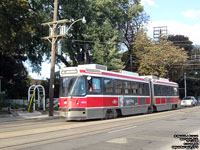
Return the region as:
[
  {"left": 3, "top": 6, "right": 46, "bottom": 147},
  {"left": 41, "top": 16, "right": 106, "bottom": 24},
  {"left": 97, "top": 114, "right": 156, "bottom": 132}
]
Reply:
[{"left": 60, "top": 76, "right": 86, "bottom": 96}]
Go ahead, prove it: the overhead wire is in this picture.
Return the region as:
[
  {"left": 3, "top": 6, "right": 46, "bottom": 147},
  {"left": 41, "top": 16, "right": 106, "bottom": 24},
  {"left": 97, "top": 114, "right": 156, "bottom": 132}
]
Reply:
[{"left": 66, "top": 39, "right": 198, "bottom": 46}]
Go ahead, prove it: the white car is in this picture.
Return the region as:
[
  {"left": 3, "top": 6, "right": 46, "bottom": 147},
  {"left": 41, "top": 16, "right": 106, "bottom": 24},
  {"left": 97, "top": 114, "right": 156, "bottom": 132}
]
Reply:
[{"left": 181, "top": 96, "right": 198, "bottom": 107}]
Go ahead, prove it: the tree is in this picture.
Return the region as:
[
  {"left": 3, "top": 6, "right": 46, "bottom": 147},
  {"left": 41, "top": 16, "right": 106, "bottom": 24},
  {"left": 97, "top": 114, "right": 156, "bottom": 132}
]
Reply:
[
  {"left": 0, "top": 0, "right": 49, "bottom": 98},
  {"left": 45, "top": 0, "right": 146, "bottom": 70},
  {"left": 167, "top": 35, "right": 193, "bottom": 56},
  {"left": 133, "top": 31, "right": 188, "bottom": 81},
  {"left": 178, "top": 45, "right": 200, "bottom": 98},
  {"left": 0, "top": 55, "right": 31, "bottom": 99}
]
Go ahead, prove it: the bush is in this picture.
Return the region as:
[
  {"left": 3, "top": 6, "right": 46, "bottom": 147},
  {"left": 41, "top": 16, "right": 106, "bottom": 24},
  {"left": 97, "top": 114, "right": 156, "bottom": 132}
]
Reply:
[
  {"left": 0, "top": 93, "right": 10, "bottom": 109},
  {"left": 11, "top": 103, "right": 27, "bottom": 110}
]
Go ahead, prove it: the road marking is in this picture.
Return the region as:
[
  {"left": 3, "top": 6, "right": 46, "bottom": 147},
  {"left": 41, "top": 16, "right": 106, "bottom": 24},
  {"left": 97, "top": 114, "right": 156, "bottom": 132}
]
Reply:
[
  {"left": 107, "top": 137, "right": 128, "bottom": 144},
  {"left": 108, "top": 126, "right": 137, "bottom": 134}
]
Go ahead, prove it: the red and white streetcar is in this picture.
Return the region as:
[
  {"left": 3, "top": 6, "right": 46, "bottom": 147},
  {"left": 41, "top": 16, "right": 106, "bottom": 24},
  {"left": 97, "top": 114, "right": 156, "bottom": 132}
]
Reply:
[{"left": 58, "top": 64, "right": 179, "bottom": 120}]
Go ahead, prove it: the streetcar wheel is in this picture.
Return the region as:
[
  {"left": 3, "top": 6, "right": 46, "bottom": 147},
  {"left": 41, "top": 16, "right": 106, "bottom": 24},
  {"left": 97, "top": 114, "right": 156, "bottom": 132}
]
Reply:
[
  {"left": 147, "top": 106, "right": 153, "bottom": 114},
  {"left": 104, "top": 109, "right": 118, "bottom": 119}
]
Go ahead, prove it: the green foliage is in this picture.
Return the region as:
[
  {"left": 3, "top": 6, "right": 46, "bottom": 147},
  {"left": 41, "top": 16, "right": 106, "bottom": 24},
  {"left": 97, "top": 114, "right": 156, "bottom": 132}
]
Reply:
[
  {"left": 0, "top": 0, "right": 148, "bottom": 98},
  {"left": 0, "top": 93, "right": 6, "bottom": 101},
  {"left": 54, "top": 0, "right": 146, "bottom": 70},
  {"left": 41, "top": 73, "right": 60, "bottom": 99},
  {"left": 0, "top": 55, "right": 32, "bottom": 99},
  {"left": 0, "top": 93, "right": 10, "bottom": 110},
  {"left": 11, "top": 103, "right": 27, "bottom": 110},
  {"left": 0, "top": 0, "right": 49, "bottom": 71},
  {"left": 0, "top": 0, "right": 49, "bottom": 98},
  {"left": 168, "top": 35, "right": 193, "bottom": 56}
]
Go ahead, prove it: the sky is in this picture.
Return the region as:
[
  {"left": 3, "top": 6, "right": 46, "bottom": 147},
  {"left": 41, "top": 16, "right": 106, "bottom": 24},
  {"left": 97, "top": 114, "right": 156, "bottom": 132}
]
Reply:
[
  {"left": 142, "top": 0, "right": 200, "bottom": 44},
  {"left": 28, "top": 0, "right": 200, "bottom": 79}
]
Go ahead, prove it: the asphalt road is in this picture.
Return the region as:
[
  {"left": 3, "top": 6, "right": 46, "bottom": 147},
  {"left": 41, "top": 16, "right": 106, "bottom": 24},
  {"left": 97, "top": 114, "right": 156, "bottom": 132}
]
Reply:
[{"left": 0, "top": 106, "right": 200, "bottom": 150}]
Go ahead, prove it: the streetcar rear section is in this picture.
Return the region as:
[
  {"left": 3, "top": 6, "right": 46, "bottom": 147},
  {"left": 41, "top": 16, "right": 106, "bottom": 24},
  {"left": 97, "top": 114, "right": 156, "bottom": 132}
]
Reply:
[{"left": 144, "top": 76, "right": 179, "bottom": 112}]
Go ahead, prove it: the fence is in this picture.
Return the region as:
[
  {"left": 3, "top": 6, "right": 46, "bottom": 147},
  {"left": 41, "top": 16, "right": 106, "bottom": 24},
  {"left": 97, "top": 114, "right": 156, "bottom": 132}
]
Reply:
[
  {"left": 0, "top": 98, "right": 59, "bottom": 109},
  {"left": 7, "top": 99, "right": 29, "bottom": 106}
]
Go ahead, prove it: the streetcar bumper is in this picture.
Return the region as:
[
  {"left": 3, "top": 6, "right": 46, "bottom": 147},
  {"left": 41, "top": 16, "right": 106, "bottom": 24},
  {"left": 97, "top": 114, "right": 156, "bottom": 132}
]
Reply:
[{"left": 60, "top": 108, "right": 87, "bottom": 121}]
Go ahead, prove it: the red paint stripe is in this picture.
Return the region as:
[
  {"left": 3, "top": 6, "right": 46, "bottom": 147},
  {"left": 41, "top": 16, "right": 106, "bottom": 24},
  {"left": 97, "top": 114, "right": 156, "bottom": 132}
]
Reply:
[
  {"left": 138, "top": 97, "right": 140, "bottom": 105},
  {"left": 146, "top": 98, "right": 150, "bottom": 104},
  {"left": 59, "top": 96, "right": 179, "bottom": 109},
  {"left": 79, "top": 70, "right": 101, "bottom": 75},
  {"left": 155, "top": 98, "right": 161, "bottom": 104},
  {"left": 79, "top": 70, "right": 145, "bottom": 81},
  {"left": 161, "top": 98, "right": 166, "bottom": 104},
  {"left": 170, "top": 97, "right": 179, "bottom": 103},
  {"left": 59, "top": 97, "right": 119, "bottom": 108},
  {"left": 102, "top": 72, "right": 145, "bottom": 81},
  {"left": 156, "top": 81, "right": 178, "bottom": 86}
]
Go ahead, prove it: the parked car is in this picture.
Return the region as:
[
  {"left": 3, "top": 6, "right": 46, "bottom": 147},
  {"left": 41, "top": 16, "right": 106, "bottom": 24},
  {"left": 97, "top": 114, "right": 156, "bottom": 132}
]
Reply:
[{"left": 181, "top": 96, "right": 198, "bottom": 107}]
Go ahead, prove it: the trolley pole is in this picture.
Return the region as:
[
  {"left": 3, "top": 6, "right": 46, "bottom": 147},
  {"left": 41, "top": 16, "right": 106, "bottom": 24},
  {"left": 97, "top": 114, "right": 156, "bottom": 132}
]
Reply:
[{"left": 184, "top": 72, "right": 187, "bottom": 97}]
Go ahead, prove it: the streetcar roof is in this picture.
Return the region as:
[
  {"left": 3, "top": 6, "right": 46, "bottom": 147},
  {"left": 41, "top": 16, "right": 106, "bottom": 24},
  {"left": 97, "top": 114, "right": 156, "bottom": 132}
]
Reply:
[
  {"left": 142, "top": 75, "right": 178, "bottom": 86},
  {"left": 60, "top": 64, "right": 178, "bottom": 86},
  {"left": 60, "top": 64, "right": 146, "bottom": 82}
]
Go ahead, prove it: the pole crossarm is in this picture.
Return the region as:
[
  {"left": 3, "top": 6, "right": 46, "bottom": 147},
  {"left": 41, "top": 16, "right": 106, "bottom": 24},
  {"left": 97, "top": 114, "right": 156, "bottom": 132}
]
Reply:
[
  {"left": 41, "top": 19, "right": 70, "bottom": 26},
  {"left": 41, "top": 34, "right": 66, "bottom": 40}
]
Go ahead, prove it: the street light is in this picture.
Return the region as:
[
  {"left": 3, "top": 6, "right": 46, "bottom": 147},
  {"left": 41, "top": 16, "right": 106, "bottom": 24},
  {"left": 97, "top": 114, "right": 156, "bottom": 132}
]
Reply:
[
  {"left": 58, "top": 17, "right": 86, "bottom": 55},
  {"left": 66, "top": 17, "right": 86, "bottom": 34}
]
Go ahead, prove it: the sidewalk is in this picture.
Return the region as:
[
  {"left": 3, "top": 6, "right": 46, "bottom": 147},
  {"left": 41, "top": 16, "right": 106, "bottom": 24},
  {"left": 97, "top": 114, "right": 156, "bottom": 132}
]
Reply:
[{"left": 0, "top": 110, "right": 63, "bottom": 122}]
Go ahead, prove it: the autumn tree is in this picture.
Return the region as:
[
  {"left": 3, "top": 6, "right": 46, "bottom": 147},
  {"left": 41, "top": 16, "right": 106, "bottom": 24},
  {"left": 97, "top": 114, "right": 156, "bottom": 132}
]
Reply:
[{"left": 133, "top": 31, "right": 188, "bottom": 81}]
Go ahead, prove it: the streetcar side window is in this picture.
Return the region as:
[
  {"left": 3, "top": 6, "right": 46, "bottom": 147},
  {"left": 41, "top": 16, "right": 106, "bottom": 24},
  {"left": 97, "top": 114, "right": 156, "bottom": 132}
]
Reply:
[
  {"left": 138, "top": 83, "right": 143, "bottom": 95},
  {"left": 104, "top": 78, "right": 113, "bottom": 94},
  {"left": 87, "top": 77, "right": 101, "bottom": 94},
  {"left": 166, "top": 86, "right": 170, "bottom": 96},
  {"left": 154, "top": 85, "right": 178, "bottom": 96},
  {"left": 114, "top": 80, "right": 123, "bottom": 94},
  {"left": 154, "top": 84, "right": 160, "bottom": 96},
  {"left": 161, "top": 86, "right": 166, "bottom": 96},
  {"left": 124, "top": 81, "right": 131, "bottom": 95},
  {"left": 131, "top": 82, "right": 139, "bottom": 95},
  {"left": 169, "top": 87, "right": 173, "bottom": 96},
  {"left": 173, "top": 87, "right": 178, "bottom": 96},
  {"left": 143, "top": 83, "right": 150, "bottom": 96}
]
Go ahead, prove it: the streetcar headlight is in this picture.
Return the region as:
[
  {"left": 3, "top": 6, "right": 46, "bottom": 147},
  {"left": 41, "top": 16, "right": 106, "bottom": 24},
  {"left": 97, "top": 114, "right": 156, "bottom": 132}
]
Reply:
[{"left": 76, "top": 100, "right": 80, "bottom": 105}]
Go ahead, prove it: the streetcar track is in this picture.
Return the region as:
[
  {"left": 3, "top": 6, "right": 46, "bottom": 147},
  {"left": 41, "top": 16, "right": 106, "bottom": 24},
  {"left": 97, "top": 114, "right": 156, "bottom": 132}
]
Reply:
[
  {"left": 0, "top": 116, "right": 63, "bottom": 125},
  {"left": 0, "top": 108, "right": 192, "bottom": 139},
  {"left": 0, "top": 119, "right": 64, "bottom": 128},
  {"left": 0, "top": 119, "right": 70, "bottom": 133},
  {"left": 0, "top": 117, "right": 164, "bottom": 149},
  {"left": 0, "top": 106, "right": 198, "bottom": 150},
  {"left": 0, "top": 119, "right": 66, "bottom": 130},
  {"left": 0, "top": 107, "right": 192, "bottom": 138}
]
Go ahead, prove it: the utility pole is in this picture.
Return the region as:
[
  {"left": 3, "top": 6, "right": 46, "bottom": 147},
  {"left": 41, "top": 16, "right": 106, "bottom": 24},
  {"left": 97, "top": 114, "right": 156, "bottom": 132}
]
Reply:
[
  {"left": 48, "top": 0, "right": 58, "bottom": 116},
  {"left": 41, "top": 0, "right": 86, "bottom": 116},
  {"left": 184, "top": 72, "right": 187, "bottom": 97},
  {"left": 130, "top": 54, "right": 133, "bottom": 72},
  {"left": 42, "top": 0, "right": 69, "bottom": 116}
]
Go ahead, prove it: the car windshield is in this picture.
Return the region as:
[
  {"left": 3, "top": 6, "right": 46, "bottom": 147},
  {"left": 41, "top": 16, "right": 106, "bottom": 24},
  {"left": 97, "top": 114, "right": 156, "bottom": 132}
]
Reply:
[
  {"left": 60, "top": 76, "right": 86, "bottom": 96},
  {"left": 183, "top": 97, "right": 193, "bottom": 100}
]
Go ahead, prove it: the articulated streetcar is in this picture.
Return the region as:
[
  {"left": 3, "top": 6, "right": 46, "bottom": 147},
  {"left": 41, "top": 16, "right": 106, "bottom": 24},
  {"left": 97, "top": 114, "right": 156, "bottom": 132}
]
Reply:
[{"left": 58, "top": 64, "right": 179, "bottom": 120}]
